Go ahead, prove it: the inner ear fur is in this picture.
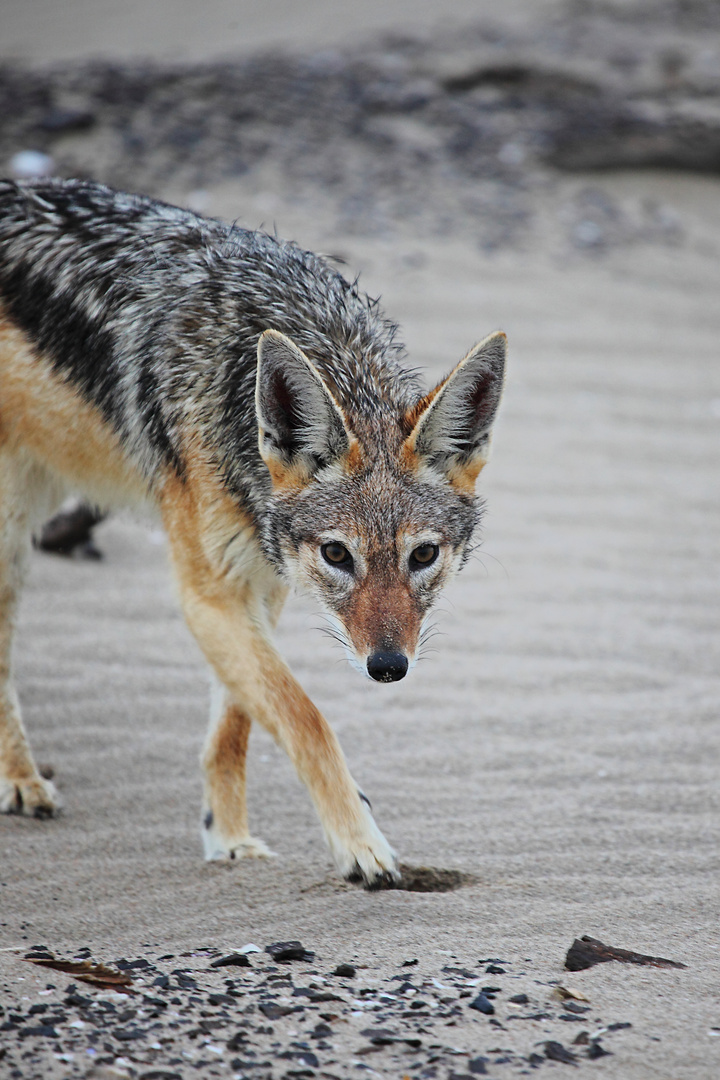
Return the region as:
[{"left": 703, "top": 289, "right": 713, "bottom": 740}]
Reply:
[
  {"left": 404, "top": 330, "right": 506, "bottom": 491},
  {"left": 256, "top": 329, "right": 353, "bottom": 487}
]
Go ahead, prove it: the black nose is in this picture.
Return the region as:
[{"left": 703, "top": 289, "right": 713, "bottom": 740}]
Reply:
[{"left": 367, "top": 651, "right": 409, "bottom": 683}]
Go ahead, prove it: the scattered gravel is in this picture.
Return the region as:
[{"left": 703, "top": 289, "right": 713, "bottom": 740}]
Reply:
[{"left": 0, "top": 943, "right": 631, "bottom": 1078}]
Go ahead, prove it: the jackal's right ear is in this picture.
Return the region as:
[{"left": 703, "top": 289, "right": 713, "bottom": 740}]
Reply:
[
  {"left": 256, "top": 329, "right": 352, "bottom": 485},
  {"left": 404, "top": 330, "right": 506, "bottom": 492}
]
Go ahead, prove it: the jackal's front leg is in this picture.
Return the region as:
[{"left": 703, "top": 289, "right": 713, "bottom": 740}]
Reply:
[
  {"left": 201, "top": 677, "right": 275, "bottom": 862},
  {"left": 177, "top": 580, "right": 398, "bottom": 886}
]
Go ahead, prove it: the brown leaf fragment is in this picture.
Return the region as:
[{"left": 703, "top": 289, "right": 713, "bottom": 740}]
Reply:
[
  {"left": 565, "top": 936, "right": 686, "bottom": 972},
  {"left": 24, "top": 954, "right": 134, "bottom": 990}
]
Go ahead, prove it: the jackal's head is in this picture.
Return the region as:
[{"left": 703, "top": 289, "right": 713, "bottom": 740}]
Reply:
[{"left": 255, "top": 328, "right": 506, "bottom": 682}]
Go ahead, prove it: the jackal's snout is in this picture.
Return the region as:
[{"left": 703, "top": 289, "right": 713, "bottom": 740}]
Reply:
[{"left": 366, "top": 651, "right": 409, "bottom": 683}]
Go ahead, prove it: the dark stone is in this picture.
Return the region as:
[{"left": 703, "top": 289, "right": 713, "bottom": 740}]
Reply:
[
  {"left": 607, "top": 1022, "right": 632, "bottom": 1031},
  {"left": 561, "top": 1001, "right": 590, "bottom": 1014},
  {"left": 468, "top": 993, "right": 495, "bottom": 1015},
  {"left": 28, "top": 1004, "right": 48, "bottom": 1015},
  {"left": 442, "top": 967, "right": 477, "bottom": 979},
  {"left": 114, "top": 1026, "right": 146, "bottom": 1041},
  {"left": 588, "top": 1042, "right": 612, "bottom": 1059},
  {"left": 207, "top": 993, "right": 235, "bottom": 1006},
  {"left": 528, "top": 1053, "right": 545, "bottom": 1066},
  {"left": 19, "top": 1024, "right": 58, "bottom": 1038},
  {"left": 485, "top": 964, "right": 506, "bottom": 974},
  {"left": 310, "top": 1022, "right": 333, "bottom": 1039},
  {"left": 139, "top": 1073, "right": 184, "bottom": 1080},
  {"left": 331, "top": 963, "right": 356, "bottom": 978},
  {"left": 258, "top": 1002, "right": 299, "bottom": 1020},
  {"left": 544, "top": 1040, "right": 577, "bottom": 1064},
  {"left": 227, "top": 1032, "right": 249, "bottom": 1051},
  {"left": 174, "top": 974, "right": 197, "bottom": 990},
  {"left": 508, "top": 993, "right": 529, "bottom": 1004},
  {"left": 142, "top": 996, "right": 168, "bottom": 1010},
  {"left": 565, "top": 936, "right": 685, "bottom": 972},
  {"left": 210, "top": 952, "right": 251, "bottom": 969},
  {"left": 152, "top": 976, "right": 170, "bottom": 989},
  {"left": 402, "top": 958, "right": 419, "bottom": 966},
  {"left": 292, "top": 988, "right": 343, "bottom": 1002},
  {"left": 468, "top": 1057, "right": 489, "bottom": 1074},
  {"left": 265, "top": 941, "right": 315, "bottom": 963}
]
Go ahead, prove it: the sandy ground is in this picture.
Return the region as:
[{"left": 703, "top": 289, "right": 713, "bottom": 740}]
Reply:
[{"left": 1, "top": 3, "right": 720, "bottom": 1079}]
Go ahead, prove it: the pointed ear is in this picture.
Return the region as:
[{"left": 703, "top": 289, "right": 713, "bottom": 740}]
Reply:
[
  {"left": 405, "top": 331, "right": 506, "bottom": 492},
  {"left": 256, "top": 329, "right": 352, "bottom": 486}
]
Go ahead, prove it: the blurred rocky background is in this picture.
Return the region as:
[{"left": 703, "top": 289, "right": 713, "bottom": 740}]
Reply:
[{"left": 2, "top": 0, "right": 720, "bottom": 254}]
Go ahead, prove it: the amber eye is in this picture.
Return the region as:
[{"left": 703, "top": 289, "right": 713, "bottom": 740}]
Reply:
[
  {"left": 410, "top": 543, "right": 439, "bottom": 570},
  {"left": 321, "top": 542, "right": 353, "bottom": 570}
]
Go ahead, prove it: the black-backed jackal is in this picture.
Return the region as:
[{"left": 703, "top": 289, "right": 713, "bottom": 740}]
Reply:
[{"left": 0, "top": 179, "right": 505, "bottom": 886}]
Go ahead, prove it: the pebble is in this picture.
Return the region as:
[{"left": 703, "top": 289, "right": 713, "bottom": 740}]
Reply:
[
  {"left": 265, "top": 940, "right": 315, "bottom": 962},
  {"left": 331, "top": 963, "right": 356, "bottom": 978},
  {"left": 588, "top": 1041, "right": 613, "bottom": 1058},
  {"left": 544, "top": 1040, "right": 577, "bottom": 1063},
  {"left": 209, "top": 951, "right": 251, "bottom": 968},
  {"left": 468, "top": 993, "right": 495, "bottom": 1015}
]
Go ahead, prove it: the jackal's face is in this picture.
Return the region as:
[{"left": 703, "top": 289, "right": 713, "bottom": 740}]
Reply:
[{"left": 255, "top": 329, "right": 506, "bottom": 682}]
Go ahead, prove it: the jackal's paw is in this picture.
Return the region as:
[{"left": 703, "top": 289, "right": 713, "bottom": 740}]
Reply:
[
  {"left": 201, "top": 812, "right": 276, "bottom": 863},
  {"left": 325, "top": 802, "right": 400, "bottom": 888},
  {"left": 0, "top": 775, "right": 59, "bottom": 818}
]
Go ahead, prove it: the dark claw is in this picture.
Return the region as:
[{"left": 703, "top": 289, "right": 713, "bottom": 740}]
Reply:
[
  {"left": 364, "top": 869, "right": 399, "bottom": 892},
  {"left": 33, "top": 804, "right": 55, "bottom": 820},
  {"left": 345, "top": 862, "right": 400, "bottom": 890},
  {"left": 358, "top": 789, "right": 372, "bottom": 811}
]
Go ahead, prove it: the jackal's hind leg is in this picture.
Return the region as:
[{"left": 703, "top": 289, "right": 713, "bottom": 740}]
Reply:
[
  {"left": 201, "top": 679, "right": 275, "bottom": 861},
  {"left": 0, "top": 450, "right": 61, "bottom": 817}
]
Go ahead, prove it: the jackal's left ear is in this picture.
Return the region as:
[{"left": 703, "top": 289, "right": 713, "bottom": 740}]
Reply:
[
  {"left": 256, "top": 329, "right": 352, "bottom": 485},
  {"left": 405, "top": 331, "right": 506, "bottom": 491}
]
